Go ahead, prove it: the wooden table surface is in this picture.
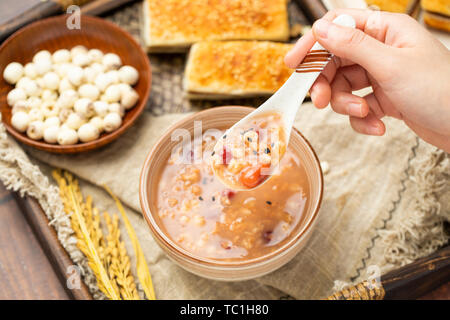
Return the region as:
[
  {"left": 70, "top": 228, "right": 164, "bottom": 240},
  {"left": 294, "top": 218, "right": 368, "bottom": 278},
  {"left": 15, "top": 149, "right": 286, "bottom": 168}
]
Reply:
[{"left": 0, "top": 180, "right": 448, "bottom": 299}]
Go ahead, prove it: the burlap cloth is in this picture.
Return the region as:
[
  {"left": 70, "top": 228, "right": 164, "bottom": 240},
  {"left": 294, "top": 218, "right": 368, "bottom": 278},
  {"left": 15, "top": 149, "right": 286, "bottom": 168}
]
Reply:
[{"left": 0, "top": 2, "right": 449, "bottom": 299}]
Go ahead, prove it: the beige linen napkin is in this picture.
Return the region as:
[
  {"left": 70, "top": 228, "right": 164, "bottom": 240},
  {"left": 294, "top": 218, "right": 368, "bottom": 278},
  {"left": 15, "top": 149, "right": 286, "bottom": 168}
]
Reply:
[{"left": 20, "top": 103, "right": 450, "bottom": 299}]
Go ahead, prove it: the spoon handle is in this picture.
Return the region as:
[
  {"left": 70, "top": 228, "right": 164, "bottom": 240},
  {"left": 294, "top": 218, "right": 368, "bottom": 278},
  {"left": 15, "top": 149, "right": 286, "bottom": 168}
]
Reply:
[
  {"left": 296, "top": 14, "right": 356, "bottom": 74},
  {"left": 295, "top": 42, "right": 332, "bottom": 74}
]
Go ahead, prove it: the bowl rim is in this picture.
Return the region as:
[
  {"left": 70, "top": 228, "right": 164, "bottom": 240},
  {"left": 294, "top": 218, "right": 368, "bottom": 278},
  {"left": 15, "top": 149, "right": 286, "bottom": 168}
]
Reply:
[
  {"left": 0, "top": 14, "right": 151, "bottom": 154},
  {"left": 139, "top": 106, "right": 324, "bottom": 268}
]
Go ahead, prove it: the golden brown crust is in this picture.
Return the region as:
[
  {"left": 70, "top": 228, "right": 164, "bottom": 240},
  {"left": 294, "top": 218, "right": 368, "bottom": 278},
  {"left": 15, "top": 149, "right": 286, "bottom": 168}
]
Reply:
[
  {"left": 365, "top": 0, "right": 418, "bottom": 13},
  {"left": 423, "top": 11, "right": 450, "bottom": 32},
  {"left": 184, "top": 41, "right": 294, "bottom": 99},
  {"left": 421, "top": 0, "right": 450, "bottom": 16},
  {"left": 143, "top": 0, "right": 289, "bottom": 51}
]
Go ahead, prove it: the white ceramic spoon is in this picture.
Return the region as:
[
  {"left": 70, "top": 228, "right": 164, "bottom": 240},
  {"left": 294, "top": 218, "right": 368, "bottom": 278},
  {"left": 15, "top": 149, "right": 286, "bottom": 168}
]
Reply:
[{"left": 213, "top": 14, "right": 356, "bottom": 189}]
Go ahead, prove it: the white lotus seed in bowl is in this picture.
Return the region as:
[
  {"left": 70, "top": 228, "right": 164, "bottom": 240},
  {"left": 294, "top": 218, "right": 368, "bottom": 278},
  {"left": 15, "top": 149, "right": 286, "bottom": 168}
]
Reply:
[
  {"left": 72, "top": 53, "right": 92, "bottom": 67},
  {"left": 57, "top": 127, "right": 78, "bottom": 145},
  {"left": 55, "top": 62, "right": 72, "bottom": 78},
  {"left": 70, "top": 45, "right": 88, "bottom": 58},
  {"left": 43, "top": 126, "right": 60, "bottom": 144},
  {"left": 16, "top": 77, "right": 32, "bottom": 90},
  {"left": 28, "top": 108, "right": 44, "bottom": 122},
  {"left": 118, "top": 65, "right": 139, "bottom": 85},
  {"left": 41, "top": 89, "right": 58, "bottom": 102},
  {"left": 78, "top": 123, "right": 100, "bottom": 142},
  {"left": 105, "top": 70, "right": 120, "bottom": 84},
  {"left": 27, "top": 120, "right": 45, "bottom": 140},
  {"left": 74, "top": 98, "right": 95, "bottom": 118},
  {"left": 7, "top": 88, "right": 27, "bottom": 106},
  {"left": 103, "top": 85, "right": 121, "bottom": 103},
  {"left": 94, "top": 73, "right": 113, "bottom": 92},
  {"left": 33, "top": 50, "right": 52, "bottom": 63},
  {"left": 24, "top": 63, "right": 38, "bottom": 79},
  {"left": 67, "top": 66, "right": 84, "bottom": 87},
  {"left": 43, "top": 72, "right": 60, "bottom": 90},
  {"left": 121, "top": 88, "right": 139, "bottom": 110},
  {"left": 82, "top": 67, "right": 98, "bottom": 84},
  {"left": 43, "top": 116, "right": 61, "bottom": 130},
  {"left": 57, "top": 89, "right": 78, "bottom": 108},
  {"left": 65, "top": 112, "right": 85, "bottom": 130},
  {"left": 88, "top": 49, "right": 104, "bottom": 63},
  {"left": 35, "top": 58, "right": 52, "bottom": 76},
  {"left": 103, "top": 112, "right": 122, "bottom": 132},
  {"left": 89, "top": 116, "right": 104, "bottom": 132},
  {"left": 52, "top": 49, "right": 71, "bottom": 64},
  {"left": 12, "top": 100, "right": 29, "bottom": 114},
  {"left": 58, "top": 78, "right": 74, "bottom": 92},
  {"left": 41, "top": 103, "right": 60, "bottom": 118},
  {"left": 27, "top": 97, "right": 42, "bottom": 110},
  {"left": 102, "top": 53, "right": 122, "bottom": 70},
  {"left": 108, "top": 102, "right": 125, "bottom": 117},
  {"left": 79, "top": 84, "right": 100, "bottom": 101},
  {"left": 11, "top": 111, "right": 30, "bottom": 132},
  {"left": 3, "top": 62, "right": 24, "bottom": 84},
  {"left": 22, "top": 79, "right": 40, "bottom": 97},
  {"left": 3, "top": 46, "right": 141, "bottom": 145}
]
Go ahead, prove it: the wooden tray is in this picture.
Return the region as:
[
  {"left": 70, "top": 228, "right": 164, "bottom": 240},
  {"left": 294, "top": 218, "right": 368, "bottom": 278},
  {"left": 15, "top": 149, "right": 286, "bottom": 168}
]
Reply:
[
  {"left": 12, "top": 191, "right": 450, "bottom": 300},
  {"left": 14, "top": 194, "right": 92, "bottom": 300}
]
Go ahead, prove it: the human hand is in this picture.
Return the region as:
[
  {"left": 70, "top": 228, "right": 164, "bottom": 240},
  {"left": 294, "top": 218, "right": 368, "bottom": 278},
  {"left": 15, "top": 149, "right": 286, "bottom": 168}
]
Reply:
[{"left": 285, "top": 9, "right": 450, "bottom": 152}]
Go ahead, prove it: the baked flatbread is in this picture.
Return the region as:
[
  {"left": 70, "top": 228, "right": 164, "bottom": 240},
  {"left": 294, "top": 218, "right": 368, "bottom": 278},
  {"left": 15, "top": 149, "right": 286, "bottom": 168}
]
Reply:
[
  {"left": 365, "top": 0, "right": 420, "bottom": 17},
  {"left": 142, "top": 0, "right": 290, "bottom": 52},
  {"left": 184, "top": 41, "right": 294, "bottom": 99},
  {"left": 422, "top": 0, "right": 450, "bottom": 32}
]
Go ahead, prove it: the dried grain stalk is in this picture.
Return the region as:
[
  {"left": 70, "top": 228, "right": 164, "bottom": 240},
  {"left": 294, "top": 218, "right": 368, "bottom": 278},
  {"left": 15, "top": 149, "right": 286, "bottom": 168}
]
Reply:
[
  {"left": 104, "top": 185, "right": 156, "bottom": 300},
  {"left": 54, "top": 170, "right": 154, "bottom": 300},
  {"left": 104, "top": 212, "right": 140, "bottom": 300},
  {"left": 52, "top": 171, "right": 121, "bottom": 299}
]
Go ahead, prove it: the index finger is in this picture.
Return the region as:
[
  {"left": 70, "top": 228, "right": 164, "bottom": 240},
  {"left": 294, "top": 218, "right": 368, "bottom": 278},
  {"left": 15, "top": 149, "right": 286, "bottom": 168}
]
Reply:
[
  {"left": 285, "top": 8, "right": 377, "bottom": 69},
  {"left": 284, "top": 30, "right": 315, "bottom": 69}
]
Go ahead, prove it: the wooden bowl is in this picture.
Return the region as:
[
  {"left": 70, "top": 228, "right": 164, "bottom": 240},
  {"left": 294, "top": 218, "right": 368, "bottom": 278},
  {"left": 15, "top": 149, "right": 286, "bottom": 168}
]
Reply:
[
  {"left": 0, "top": 15, "right": 151, "bottom": 153},
  {"left": 139, "top": 106, "right": 324, "bottom": 280}
]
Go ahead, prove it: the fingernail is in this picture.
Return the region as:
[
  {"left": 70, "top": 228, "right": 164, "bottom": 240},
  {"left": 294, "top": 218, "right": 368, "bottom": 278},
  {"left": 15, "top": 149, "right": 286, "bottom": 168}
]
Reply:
[
  {"left": 310, "top": 89, "right": 317, "bottom": 103},
  {"left": 313, "top": 19, "right": 330, "bottom": 39},
  {"left": 348, "top": 103, "right": 363, "bottom": 117},
  {"left": 368, "top": 123, "right": 383, "bottom": 135}
]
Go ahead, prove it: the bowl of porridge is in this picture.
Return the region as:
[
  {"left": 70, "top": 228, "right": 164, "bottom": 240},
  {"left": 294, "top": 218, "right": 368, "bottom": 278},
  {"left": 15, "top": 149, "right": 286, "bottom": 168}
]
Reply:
[{"left": 139, "top": 106, "right": 323, "bottom": 280}]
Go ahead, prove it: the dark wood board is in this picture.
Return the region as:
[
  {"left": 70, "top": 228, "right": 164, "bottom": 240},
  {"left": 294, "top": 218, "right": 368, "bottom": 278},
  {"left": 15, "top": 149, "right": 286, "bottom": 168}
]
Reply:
[
  {"left": 13, "top": 191, "right": 93, "bottom": 300},
  {"left": 0, "top": 182, "right": 92, "bottom": 300},
  {"left": 0, "top": 183, "right": 70, "bottom": 299}
]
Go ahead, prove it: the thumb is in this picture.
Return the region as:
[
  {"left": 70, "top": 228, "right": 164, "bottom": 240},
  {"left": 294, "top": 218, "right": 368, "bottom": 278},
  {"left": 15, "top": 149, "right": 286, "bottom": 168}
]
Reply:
[{"left": 312, "top": 18, "right": 394, "bottom": 80}]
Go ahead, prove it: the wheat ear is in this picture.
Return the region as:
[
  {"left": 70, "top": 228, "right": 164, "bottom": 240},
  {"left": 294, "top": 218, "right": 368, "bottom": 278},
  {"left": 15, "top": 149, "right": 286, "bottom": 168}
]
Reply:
[
  {"left": 104, "top": 186, "right": 156, "bottom": 300},
  {"left": 53, "top": 170, "right": 120, "bottom": 300},
  {"left": 104, "top": 212, "right": 140, "bottom": 300}
]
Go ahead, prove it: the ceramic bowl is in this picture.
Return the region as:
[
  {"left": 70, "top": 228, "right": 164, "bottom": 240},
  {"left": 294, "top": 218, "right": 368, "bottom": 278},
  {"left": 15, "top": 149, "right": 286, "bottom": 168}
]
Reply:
[
  {"left": 139, "top": 106, "right": 323, "bottom": 280},
  {"left": 0, "top": 15, "right": 151, "bottom": 153}
]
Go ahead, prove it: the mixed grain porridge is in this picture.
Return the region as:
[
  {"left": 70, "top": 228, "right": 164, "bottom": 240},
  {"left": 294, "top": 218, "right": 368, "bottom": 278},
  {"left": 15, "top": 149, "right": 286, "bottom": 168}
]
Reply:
[
  {"left": 212, "top": 112, "right": 287, "bottom": 189},
  {"left": 155, "top": 125, "right": 309, "bottom": 261}
]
